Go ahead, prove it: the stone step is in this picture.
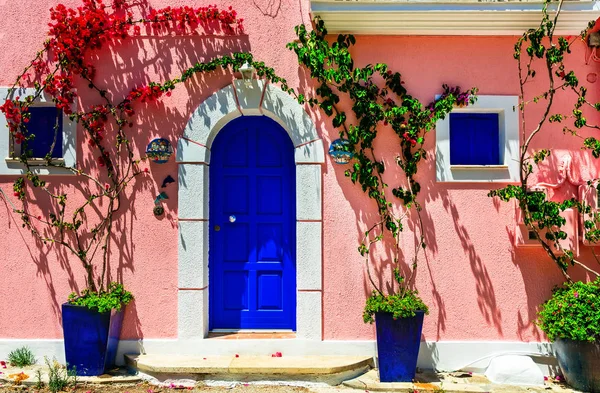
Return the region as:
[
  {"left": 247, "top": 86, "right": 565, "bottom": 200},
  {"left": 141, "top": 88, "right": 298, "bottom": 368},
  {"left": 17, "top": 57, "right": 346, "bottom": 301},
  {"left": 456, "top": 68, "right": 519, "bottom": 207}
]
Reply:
[{"left": 125, "top": 354, "right": 374, "bottom": 385}]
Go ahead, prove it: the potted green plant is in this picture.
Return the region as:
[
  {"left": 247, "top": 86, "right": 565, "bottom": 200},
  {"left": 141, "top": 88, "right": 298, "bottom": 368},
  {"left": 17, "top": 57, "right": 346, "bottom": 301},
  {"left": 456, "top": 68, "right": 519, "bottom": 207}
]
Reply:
[
  {"left": 537, "top": 280, "right": 600, "bottom": 392},
  {"left": 363, "top": 279, "right": 429, "bottom": 382},
  {"left": 287, "top": 18, "right": 476, "bottom": 382},
  {"left": 61, "top": 283, "right": 133, "bottom": 376}
]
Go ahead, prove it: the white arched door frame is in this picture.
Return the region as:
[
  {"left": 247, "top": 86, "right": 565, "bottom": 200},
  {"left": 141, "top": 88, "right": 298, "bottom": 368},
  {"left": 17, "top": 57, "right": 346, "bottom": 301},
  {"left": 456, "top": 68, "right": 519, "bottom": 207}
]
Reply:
[{"left": 176, "top": 80, "right": 324, "bottom": 340}]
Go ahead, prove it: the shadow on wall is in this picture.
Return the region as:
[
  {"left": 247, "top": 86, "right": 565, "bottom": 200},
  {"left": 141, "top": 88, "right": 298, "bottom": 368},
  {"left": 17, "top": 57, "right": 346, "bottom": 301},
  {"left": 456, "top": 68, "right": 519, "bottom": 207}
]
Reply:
[
  {"left": 253, "top": 0, "right": 282, "bottom": 18},
  {"left": 508, "top": 152, "right": 600, "bottom": 341},
  {"left": 419, "top": 156, "right": 504, "bottom": 338},
  {"left": 314, "top": 82, "right": 600, "bottom": 342},
  {"left": 312, "top": 100, "right": 512, "bottom": 343},
  {"left": 1, "top": 0, "right": 255, "bottom": 340},
  {"left": 317, "top": 109, "right": 506, "bottom": 340}
]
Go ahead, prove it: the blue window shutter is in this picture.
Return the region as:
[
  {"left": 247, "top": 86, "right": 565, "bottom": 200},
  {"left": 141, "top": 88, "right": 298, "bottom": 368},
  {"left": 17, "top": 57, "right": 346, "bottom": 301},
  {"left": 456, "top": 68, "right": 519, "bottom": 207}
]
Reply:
[
  {"left": 26, "top": 107, "right": 63, "bottom": 158},
  {"left": 449, "top": 113, "right": 500, "bottom": 165}
]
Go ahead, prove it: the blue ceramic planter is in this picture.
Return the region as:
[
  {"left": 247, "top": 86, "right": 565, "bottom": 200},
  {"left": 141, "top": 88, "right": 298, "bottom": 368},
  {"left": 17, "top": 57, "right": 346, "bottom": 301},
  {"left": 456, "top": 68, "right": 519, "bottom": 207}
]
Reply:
[
  {"left": 61, "top": 303, "right": 124, "bottom": 376},
  {"left": 375, "top": 311, "right": 425, "bottom": 382},
  {"left": 554, "top": 338, "right": 600, "bottom": 393}
]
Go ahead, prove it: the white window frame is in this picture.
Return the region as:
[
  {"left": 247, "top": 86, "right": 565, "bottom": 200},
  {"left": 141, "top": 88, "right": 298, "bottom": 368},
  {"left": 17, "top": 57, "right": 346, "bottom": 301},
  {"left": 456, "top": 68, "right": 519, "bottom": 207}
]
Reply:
[
  {"left": 435, "top": 95, "right": 519, "bottom": 183},
  {"left": 0, "top": 87, "right": 76, "bottom": 175}
]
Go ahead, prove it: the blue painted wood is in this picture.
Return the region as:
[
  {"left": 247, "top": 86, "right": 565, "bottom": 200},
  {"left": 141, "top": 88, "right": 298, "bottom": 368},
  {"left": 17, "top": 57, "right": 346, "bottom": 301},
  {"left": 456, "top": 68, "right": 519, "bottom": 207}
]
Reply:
[
  {"left": 61, "top": 303, "right": 124, "bottom": 376},
  {"left": 375, "top": 311, "right": 425, "bottom": 382},
  {"left": 449, "top": 113, "right": 500, "bottom": 165},
  {"left": 27, "top": 107, "right": 63, "bottom": 158},
  {"left": 554, "top": 339, "right": 600, "bottom": 393},
  {"left": 210, "top": 116, "right": 296, "bottom": 330}
]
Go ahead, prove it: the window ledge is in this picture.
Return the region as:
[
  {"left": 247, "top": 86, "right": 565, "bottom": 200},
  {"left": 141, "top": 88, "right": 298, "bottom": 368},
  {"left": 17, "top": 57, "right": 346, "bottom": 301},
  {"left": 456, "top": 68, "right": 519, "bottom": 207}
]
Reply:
[
  {"left": 3, "top": 157, "right": 74, "bottom": 175},
  {"left": 451, "top": 165, "right": 509, "bottom": 170},
  {"left": 311, "top": 1, "right": 600, "bottom": 35},
  {"left": 5, "top": 158, "right": 66, "bottom": 166}
]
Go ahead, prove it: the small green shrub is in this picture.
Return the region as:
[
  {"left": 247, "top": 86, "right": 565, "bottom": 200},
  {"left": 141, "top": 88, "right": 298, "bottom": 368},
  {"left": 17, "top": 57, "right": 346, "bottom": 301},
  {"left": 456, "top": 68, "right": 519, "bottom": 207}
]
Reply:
[
  {"left": 363, "top": 289, "right": 429, "bottom": 324},
  {"left": 7, "top": 346, "right": 35, "bottom": 367},
  {"left": 45, "top": 357, "right": 75, "bottom": 393},
  {"left": 34, "top": 369, "right": 44, "bottom": 389},
  {"left": 67, "top": 282, "right": 133, "bottom": 313},
  {"left": 537, "top": 279, "right": 600, "bottom": 342}
]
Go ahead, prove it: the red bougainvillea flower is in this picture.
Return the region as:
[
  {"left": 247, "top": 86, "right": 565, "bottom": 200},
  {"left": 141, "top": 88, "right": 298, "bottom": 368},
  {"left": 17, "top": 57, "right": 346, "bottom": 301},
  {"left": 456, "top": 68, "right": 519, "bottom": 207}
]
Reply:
[
  {"left": 0, "top": 0, "right": 244, "bottom": 139},
  {"left": 13, "top": 132, "right": 26, "bottom": 144}
]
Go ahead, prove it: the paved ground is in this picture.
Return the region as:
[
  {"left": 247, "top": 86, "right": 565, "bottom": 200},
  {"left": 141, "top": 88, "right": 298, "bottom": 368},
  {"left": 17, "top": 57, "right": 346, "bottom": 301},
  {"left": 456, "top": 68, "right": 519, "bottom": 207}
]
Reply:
[
  {"left": 0, "top": 383, "right": 581, "bottom": 393},
  {"left": 0, "top": 364, "right": 579, "bottom": 393},
  {"left": 0, "top": 384, "right": 331, "bottom": 393},
  {"left": 342, "top": 369, "right": 577, "bottom": 392},
  {"left": 0, "top": 378, "right": 580, "bottom": 393}
]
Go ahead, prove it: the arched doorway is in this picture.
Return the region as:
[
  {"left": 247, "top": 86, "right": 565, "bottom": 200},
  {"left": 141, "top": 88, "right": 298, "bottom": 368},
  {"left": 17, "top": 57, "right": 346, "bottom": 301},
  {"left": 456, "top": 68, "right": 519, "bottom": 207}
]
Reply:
[
  {"left": 176, "top": 80, "right": 324, "bottom": 341},
  {"left": 209, "top": 116, "right": 296, "bottom": 330}
]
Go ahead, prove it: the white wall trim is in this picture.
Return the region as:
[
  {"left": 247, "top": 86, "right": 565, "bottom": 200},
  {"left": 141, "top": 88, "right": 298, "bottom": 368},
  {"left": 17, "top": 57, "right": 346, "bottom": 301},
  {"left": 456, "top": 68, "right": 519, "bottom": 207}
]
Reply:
[
  {"left": 436, "top": 95, "right": 520, "bottom": 183},
  {"left": 0, "top": 339, "right": 557, "bottom": 375},
  {"left": 0, "top": 87, "right": 76, "bottom": 176},
  {"left": 177, "top": 81, "right": 324, "bottom": 341},
  {"left": 179, "top": 80, "right": 322, "bottom": 150},
  {"left": 311, "top": 0, "right": 600, "bottom": 36}
]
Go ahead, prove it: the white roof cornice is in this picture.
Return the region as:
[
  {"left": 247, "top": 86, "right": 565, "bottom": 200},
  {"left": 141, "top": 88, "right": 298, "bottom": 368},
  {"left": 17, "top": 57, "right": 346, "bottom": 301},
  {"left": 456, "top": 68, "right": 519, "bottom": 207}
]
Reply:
[{"left": 310, "top": 1, "right": 600, "bottom": 35}]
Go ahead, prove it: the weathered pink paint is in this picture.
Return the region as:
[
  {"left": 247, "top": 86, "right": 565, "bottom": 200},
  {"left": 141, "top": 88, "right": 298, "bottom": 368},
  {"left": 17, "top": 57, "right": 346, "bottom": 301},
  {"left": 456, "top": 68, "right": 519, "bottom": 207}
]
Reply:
[{"left": 0, "top": 0, "right": 598, "bottom": 344}]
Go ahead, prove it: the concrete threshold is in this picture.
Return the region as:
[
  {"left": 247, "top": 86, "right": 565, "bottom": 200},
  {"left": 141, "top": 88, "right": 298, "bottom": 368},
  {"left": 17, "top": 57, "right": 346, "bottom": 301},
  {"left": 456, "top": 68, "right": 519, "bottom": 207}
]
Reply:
[{"left": 125, "top": 354, "right": 374, "bottom": 385}]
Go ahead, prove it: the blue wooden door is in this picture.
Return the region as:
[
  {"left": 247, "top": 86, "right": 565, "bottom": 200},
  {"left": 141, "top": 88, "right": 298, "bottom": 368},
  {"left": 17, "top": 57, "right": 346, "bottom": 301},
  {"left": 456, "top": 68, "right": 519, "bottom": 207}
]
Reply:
[{"left": 209, "top": 116, "right": 296, "bottom": 330}]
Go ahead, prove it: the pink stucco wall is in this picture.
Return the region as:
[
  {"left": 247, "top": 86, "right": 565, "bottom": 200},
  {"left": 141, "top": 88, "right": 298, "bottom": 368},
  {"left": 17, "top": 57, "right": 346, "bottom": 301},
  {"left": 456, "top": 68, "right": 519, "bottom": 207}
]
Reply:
[
  {"left": 323, "top": 36, "right": 600, "bottom": 342},
  {"left": 0, "top": 0, "right": 599, "bottom": 342}
]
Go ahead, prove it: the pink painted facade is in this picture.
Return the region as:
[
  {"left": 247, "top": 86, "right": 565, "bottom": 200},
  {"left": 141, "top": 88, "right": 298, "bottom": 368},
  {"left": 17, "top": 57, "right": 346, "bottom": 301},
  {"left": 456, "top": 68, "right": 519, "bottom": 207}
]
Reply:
[{"left": 0, "top": 0, "right": 600, "bottom": 367}]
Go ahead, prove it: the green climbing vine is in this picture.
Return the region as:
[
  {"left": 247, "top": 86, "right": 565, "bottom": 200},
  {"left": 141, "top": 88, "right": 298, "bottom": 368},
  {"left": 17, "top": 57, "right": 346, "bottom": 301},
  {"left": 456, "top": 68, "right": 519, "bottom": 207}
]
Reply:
[
  {"left": 287, "top": 18, "right": 477, "bottom": 322},
  {"left": 488, "top": 0, "right": 600, "bottom": 281}
]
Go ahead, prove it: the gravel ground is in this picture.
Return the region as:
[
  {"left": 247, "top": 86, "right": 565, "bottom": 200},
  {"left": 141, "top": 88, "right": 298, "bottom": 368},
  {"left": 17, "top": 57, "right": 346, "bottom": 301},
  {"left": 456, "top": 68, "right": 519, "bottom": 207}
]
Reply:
[{"left": 0, "top": 382, "right": 354, "bottom": 393}]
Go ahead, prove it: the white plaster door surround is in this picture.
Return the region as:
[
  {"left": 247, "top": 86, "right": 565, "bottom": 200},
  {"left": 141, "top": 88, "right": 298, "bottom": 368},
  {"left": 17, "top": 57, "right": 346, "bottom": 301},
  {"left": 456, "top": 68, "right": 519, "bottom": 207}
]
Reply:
[{"left": 176, "top": 80, "right": 324, "bottom": 340}]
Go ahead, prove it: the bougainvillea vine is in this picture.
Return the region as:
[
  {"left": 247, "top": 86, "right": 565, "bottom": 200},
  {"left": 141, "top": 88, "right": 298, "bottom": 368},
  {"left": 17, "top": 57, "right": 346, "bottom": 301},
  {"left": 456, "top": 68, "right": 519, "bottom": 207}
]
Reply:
[{"left": 0, "top": 0, "right": 293, "bottom": 295}]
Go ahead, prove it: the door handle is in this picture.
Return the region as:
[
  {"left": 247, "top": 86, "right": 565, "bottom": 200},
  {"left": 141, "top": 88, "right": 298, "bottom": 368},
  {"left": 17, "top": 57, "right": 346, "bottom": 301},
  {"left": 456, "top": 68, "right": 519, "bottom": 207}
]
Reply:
[{"left": 229, "top": 215, "right": 236, "bottom": 223}]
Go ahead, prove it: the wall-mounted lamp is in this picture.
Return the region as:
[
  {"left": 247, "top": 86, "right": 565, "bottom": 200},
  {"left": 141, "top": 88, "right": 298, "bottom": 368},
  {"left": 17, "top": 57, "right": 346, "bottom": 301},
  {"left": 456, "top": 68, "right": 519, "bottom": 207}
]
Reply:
[
  {"left": 232, "top": 61, "right": 266, "bottom": 115},
  {"left": 239, "top": 62, "right": 256, "bottom": 87}
]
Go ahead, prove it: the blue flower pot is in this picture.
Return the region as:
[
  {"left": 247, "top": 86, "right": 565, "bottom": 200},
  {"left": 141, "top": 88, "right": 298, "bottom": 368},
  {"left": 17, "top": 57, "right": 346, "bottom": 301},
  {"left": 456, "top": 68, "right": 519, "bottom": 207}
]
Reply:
[
  {"left": 61, "top": 303, "right": 124, "bottom": 376},
  {"left": 375, "top": 311, "right": 425, "bottom": 382},
  {"left": 554, "top": 338, "right": 600, "bottom": 393}
]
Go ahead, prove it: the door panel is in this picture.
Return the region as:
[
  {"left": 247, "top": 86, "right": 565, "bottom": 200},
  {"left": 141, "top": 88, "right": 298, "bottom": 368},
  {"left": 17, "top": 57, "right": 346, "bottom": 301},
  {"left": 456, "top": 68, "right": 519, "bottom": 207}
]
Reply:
[{"left": 209, "top": 116, "right": 296, "bottom": 330}]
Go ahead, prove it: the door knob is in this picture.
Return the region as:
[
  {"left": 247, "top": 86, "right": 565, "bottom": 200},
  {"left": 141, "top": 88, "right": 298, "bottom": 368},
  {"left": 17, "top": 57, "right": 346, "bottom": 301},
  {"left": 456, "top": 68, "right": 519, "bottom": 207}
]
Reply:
[{"left": 229, "top": 215, "right": 236, "bottom": 223}]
